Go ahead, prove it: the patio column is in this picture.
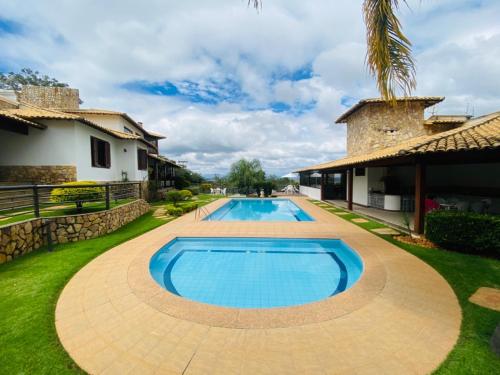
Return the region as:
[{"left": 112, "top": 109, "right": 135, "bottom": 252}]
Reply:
[
  {"left": 320, "top": 173, "right": 325, "bottom": 200},
  {"left": 347, "top": 168, "right": 353, "bottom": 211},
  {"left": 414, "top": 162, "right": 426, "bottom": 234}
]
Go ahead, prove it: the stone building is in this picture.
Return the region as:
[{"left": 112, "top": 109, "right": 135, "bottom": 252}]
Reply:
[{"left": 297, "top": 96, "right": 500, "bottom": 234}]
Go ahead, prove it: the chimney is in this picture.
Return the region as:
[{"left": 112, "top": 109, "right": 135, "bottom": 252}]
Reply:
[
  {"left": 16, "top": 86, "right": 80, "bottom": 109},
  {"left": 336, "top": 97, "right": 444, "bottom": 157}
]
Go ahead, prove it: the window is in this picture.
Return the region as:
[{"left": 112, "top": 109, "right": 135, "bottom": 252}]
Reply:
[
  {"left": 355, "top": 167, "right": 366, "bottom": 176},
  {"left": 137, "top": 148, "right": 148, "bottom": 170},
  {"left": 90, "top": 136, "right": 110, "bottom": 168},
  {"left": 124, "top": 126, "right": 133, "bottom": 134}
]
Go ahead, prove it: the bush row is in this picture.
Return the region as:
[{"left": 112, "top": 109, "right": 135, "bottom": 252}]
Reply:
[
  {"left": 426, "top": 210, "right": 500, "bottom": 256},
  {"left": 166, "top": 202, "right": 198, "bottom": 217}
]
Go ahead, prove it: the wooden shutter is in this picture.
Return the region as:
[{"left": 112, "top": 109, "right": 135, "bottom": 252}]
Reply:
[
  {"left": 91, "top": 137, "right": 98, "bottom": 167},
  {"left": 104, "top": 141, "right": 111, "bottom": 168},
  {"left": 138, "top": 149, "right": 147, "bottom": 170}
]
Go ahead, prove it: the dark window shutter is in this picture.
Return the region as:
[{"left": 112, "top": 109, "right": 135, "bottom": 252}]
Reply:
[
  {"left": 137, "top": 149, "right": 147, "bottom": 170},
  {"left": 104, "top": 141, "right": 111, "bottom": 168},
  {"left": 91, "top": 137, "right": 97, "bottom": 167}
]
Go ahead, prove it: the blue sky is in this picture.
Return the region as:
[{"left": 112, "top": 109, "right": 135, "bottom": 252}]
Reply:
[{"left": 1, "top": 0, "right": 499, "bottom": 175}]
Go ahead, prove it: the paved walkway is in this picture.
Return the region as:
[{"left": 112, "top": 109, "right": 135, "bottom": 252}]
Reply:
[
  {"left": 56, "top": 197, "right": 461, "bottom": 374},
  {"left": 327, "top": 200, "right": 415, "bottom": 231}
]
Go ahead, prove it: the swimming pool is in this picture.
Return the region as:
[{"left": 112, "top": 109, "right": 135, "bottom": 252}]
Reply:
[
  {"left": 204, "top": 199, "right": 314, "bottom": 221},
  {"left": 149, "top": 237, "right": 363, "bottom": 308}
]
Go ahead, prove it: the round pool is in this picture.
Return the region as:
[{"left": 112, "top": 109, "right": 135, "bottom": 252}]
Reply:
[{"left": 149, "top": 237, "right": 363, "bottom": 309}]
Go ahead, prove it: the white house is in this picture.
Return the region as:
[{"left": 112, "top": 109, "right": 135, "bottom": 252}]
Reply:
[
  {"left": 297, "top": 97, "right": 500, "bottom": 234},
  {"left": 0, "top": 86, "right": 178, "bottom": 187}
]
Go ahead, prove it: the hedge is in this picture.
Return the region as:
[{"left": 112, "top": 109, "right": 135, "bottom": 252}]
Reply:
[
  {"left": 51, "top": 181, "right": 104, "bottom": 212},
  {"left": 426, "top": 210, "right": 500, "bottom": 256}
]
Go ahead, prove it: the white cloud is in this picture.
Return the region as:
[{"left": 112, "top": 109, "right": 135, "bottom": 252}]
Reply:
[{"left": 0, "top": 0, "right": 499, "bottom": 175}]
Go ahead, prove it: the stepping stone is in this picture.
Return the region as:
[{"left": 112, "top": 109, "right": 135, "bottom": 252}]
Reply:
[
  {"left": 469, "top": 287, "right": 500, "bottom": 312},
  {"left": 335, "top": 212, "right": 349, "bottom": 216},
  {"left": 153, "top": 208, "right": 167, "bottom": 217},
  {"left": 371, "top": 227, "right": 400, "bottom": 235},
  {"left": 352, "top": 218, "right": 369, "bottom": 223}
]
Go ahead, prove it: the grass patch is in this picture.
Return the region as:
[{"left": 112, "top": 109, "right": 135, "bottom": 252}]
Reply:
[
  {"left": 0, "top": 211, "right": 168, "bottom": 374},
  {"left": 0, "top": 199, "right": 135, "bottom": 226},
  {"left": 310, "top": 200, "right": 500, "bottom": 374}
]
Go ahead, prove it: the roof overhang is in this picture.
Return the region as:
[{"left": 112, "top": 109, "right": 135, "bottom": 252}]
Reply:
[
  {"left": 335, "top": 97, "right": 445, "bottom": 124},
  {"left": 297, "top": 112, "right": 500, "bottom": 173}
]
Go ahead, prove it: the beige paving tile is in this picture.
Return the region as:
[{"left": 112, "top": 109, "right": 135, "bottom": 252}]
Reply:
[
  {"left": 469, "top": 287, "right": 500, "bottom": 311},
  {"left": 56, "top": 197, "right": 461, "bottom": 375},
  {"left": 351, "top": 218, "right": 369, "bottom": 223},
  {"left": 371, "top": 227, "right": 400, "bottom": 235}
]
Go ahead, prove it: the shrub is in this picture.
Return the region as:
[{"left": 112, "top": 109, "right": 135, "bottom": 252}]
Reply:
[
  {"left": 187, "top": 186, "right": 200, "bottom": 196},
  {"left": 200, "top": 183, "right": 212, "bottom": 193},
  {"left": 166, "top": 190, "right": 183, "bottom": 206},
  {"left": 426, "top": 210, "right": 500, "bottom": 255},
  {"left": 51, "top": 181, "right": 104, "bottom": 213},
  {"left": 181, "top": 202, "right": 198, "bottom": 213},
  {"left": 179, "top": 190, "right": 192, "bottom": 201},
  {"left": 166, "top": 206, "right": 183, "bottom": 216}
]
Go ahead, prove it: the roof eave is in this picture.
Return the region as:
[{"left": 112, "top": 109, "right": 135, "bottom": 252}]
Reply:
[{"left": 335, "top": 97, "right": 445, "bottom": 124}]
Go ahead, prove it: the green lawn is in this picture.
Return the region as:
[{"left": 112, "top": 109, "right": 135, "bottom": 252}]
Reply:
[
  {"left": 309, "top": 200, "right": 500, "bottom": 375},
  {"left": 0, "top": 195, "right": 221, "bottom": 374},
  {"left": 0, "top": 197, "right": 498, "bottom": 374},
  {"left": 0, "top": 211, "right": 168, "bottom": 374}
]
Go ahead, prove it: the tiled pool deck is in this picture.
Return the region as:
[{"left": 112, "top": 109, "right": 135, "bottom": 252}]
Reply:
[{"left": 56, "top": 197, "right": 461, "bottom": 374}]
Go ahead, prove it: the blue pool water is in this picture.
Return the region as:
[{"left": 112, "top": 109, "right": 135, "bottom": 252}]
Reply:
[
  {"left": 149, "top": 237, "right": 363, "bottom": 308},
  {"left": 204, "top": 199, "right": 314, "bottom": 221}
]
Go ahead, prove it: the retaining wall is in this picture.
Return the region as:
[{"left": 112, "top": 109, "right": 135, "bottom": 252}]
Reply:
[{"left": 0, "top": 199, "right": 150, "bottom": 264}]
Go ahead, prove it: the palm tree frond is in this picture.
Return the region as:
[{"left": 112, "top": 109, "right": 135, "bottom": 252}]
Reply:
[
  {"left": 363, "top": 0, "right": 416, "bottom": 101},
  {"left": 248, "top": 0, "right": 261, "bottom": 10}
]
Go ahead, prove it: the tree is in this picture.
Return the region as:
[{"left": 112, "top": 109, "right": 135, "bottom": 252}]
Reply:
[
  {"left": 228, "top": 159, "right": 265, "bottom": 195},
  {"left": 0, "top": 68, "right": 69, "bottom": 91},
  {"left": 174, "top": 168, "right": 204, "bottom": 189},
  {"left": 250, "top": 1, "right": 415, "bottom": 101}
]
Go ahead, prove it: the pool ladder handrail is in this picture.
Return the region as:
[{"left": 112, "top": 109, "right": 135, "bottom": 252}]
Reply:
[{"left": 195, "top": 205, "right": 211, "bottom": 221}]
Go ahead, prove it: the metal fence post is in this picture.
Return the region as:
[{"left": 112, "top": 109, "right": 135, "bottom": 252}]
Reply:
[
  {"left": 105, "top": 183, "right": 110, "bottom": 210},
  {"left": 33, "top": 185, "right": 40, "bottom": 217}
]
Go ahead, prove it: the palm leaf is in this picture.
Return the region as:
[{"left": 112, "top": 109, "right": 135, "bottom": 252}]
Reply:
[
  {"left": 363, "top": 0, "right": 416, "bottom": 101},
  {"left": 250, "top": 0, "right": 416, "bottom": 102}
]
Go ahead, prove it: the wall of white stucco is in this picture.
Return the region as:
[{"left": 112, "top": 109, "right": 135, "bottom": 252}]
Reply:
[
  {"left": 81, "top": 114, "right": 145, "bottom": 137},
  {"left": 299, "top": 185, "right": 321, "bottom": 200},
  {"left": 352, "top": 169, "right": 368, "bottom": 205},
  {"left": 0, "top": 120, "right": 149, "bottom": 183},
  {"left": 74, "top": 125, "right": 148, "bottom": 182},
  {"left": 0, "top": 120, "right": 77, "bottom": 166}
]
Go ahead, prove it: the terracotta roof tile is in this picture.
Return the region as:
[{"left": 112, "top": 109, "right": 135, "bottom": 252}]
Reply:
[
  {"left": 297, "top": 113, "right": 500, "bottom": 172},
  {"left": 61, "top": 108, "right": 166, "bottom": 139},
  {"left": 0, "top": 111, "right": 46, "bottom": 129}
]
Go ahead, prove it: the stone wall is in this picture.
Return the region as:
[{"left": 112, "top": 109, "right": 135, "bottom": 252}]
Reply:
[
  {"left": 346, "top": 101, "right": 432, "bottom": 157},
  {"left": 17, "top": 86, "right": 80, "bottom": 109},
  {"left": 0, "top": 165, "right": 77, "bottom": 184},
  {"left": 0, "top": 199, "right": 150, "bottom": 264}
]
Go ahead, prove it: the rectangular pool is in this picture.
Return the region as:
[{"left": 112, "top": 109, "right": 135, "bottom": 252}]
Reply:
[{"left": 204, "top": 199, "right": 314, "bottom": 222}]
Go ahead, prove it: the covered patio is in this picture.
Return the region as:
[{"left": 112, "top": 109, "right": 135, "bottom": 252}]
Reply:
[
  {"left": 327, "top": 199, "right": 415, "bottom": 230},
  {"left": 299, "top": 114, "right": 500, "bottom": 234}
]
